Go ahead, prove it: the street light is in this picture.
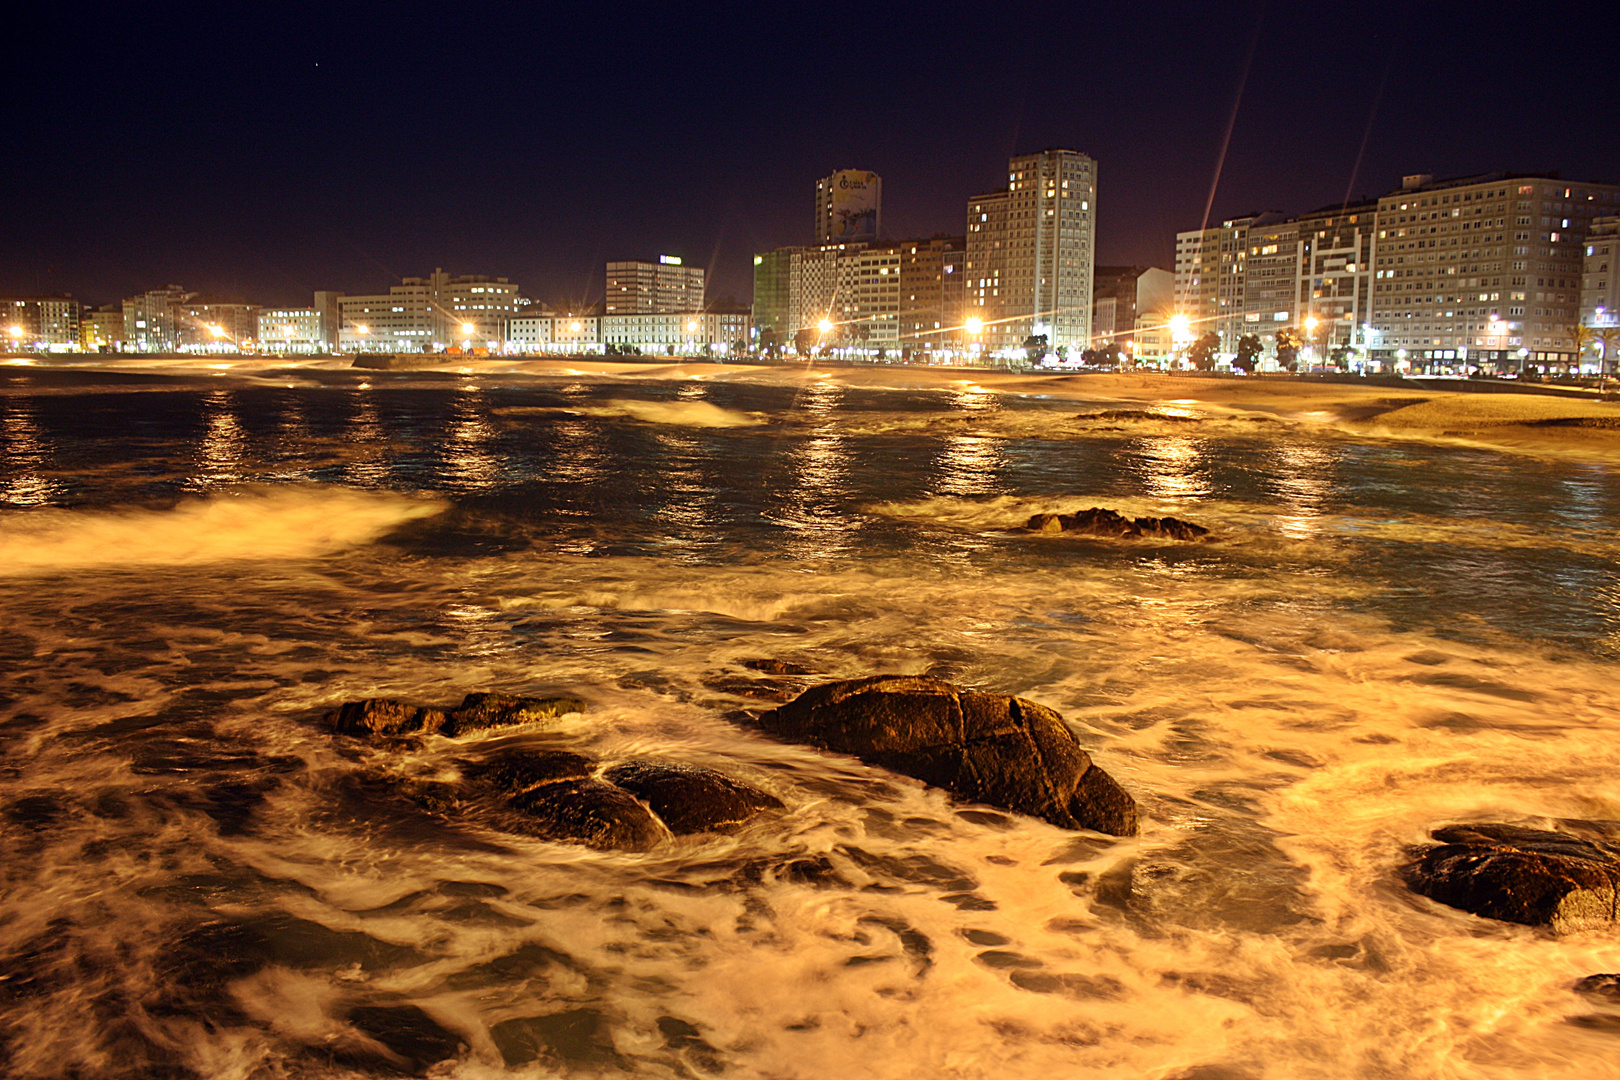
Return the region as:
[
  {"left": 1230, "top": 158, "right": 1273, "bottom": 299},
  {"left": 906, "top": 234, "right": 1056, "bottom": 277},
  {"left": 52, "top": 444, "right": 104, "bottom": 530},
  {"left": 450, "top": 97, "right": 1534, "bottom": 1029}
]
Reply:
[{"left": 964, "top": 316, "right": 983, "bottom": 363}]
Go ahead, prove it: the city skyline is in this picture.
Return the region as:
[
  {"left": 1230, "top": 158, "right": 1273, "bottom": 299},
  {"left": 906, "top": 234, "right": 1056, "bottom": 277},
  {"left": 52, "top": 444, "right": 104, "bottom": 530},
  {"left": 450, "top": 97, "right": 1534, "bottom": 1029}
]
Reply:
[{"left": 3, "top": 1, "right": 1616, "bottom": 307}]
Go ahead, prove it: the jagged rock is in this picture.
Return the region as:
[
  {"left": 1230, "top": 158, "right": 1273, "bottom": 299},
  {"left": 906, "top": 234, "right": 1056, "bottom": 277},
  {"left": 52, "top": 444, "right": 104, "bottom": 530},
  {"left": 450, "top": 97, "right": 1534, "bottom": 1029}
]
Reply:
[
  {"left": 506, "top": 779, "right": 665, "bottom": 851},
  {"left": 603, "top": 761, "right": 782, "bottom": 835},
  {"left": 1025, "top": 507, "right": 1209, "bottom": 541},
  {"left": 1576, "top": 974, "right": 1620, "bottom": 1002},
  {"left": 1401, "top": 823, "right": 1620, "bottom": 933},
  {"left": 329, "top": 699, "right": 450, "bottom": 737},
  {"left": 328, "top": 692, "right": 584, "bottom": 739},
  {"left": 463, "top": 750, "right": 595, "bottom": 793},
  {"left": 440, "top": 692, "right": 586, "bottom": 736},
  {"left": 758, "top": 675, "right": 1137, "bottom": 836}
]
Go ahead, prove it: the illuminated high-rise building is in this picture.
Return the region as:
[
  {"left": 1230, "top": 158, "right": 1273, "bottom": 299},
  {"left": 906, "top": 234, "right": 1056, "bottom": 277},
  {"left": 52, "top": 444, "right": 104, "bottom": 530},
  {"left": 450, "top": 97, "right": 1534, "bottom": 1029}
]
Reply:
[
  {"left": 605, "top": 257, "right": 704, "bottom": 314},
  {"left": 815, "top": 170, "right": 881, "bottom": 244},
  {"left": 965, "top": 149, "right": 1097, "bottom": 352}
]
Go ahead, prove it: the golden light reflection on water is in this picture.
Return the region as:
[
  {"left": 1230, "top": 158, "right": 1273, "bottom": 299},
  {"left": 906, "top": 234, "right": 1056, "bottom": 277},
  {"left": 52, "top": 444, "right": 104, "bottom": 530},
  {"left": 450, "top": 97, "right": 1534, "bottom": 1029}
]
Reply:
[
  {"left": 930, "top": 434, "right": 1005, "bottom": 498},
  {"left": 1269, "top": 444, "right": 1333, "bottom": 539},
  {"left": 195, "top": 390, "right": 246, "bottom": 486},
  {"left": 0, "top": 396, "right": 62, "bottom": 505},
  {"left": 343, "top": 391, "right": 392, "bottom": 485},
  {"left": 1135, "top": 435, "right": 1211, "bottom": 501},
  {"left": 775, "top": 379, "right": 856, "bottom": 560},
  {"left": 444, "top": 390, "right": 502, "bottom": 491}
]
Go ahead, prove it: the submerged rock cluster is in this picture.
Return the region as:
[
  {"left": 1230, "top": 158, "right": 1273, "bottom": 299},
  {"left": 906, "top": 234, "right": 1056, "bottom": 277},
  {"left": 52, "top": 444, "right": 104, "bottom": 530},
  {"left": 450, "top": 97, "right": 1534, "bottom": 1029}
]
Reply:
[
  {"left": 1401, "top": 822, "right": 1620, "bottom": 934},
  {"left": 757, "top": 674, "right": 1137, "bottom": 836},
  {"left": 327, "top": 675, "right": 1140, "bottom": 849},
  {"left": 1024, "top": 506, "right": 1209, "bottom": 541}
]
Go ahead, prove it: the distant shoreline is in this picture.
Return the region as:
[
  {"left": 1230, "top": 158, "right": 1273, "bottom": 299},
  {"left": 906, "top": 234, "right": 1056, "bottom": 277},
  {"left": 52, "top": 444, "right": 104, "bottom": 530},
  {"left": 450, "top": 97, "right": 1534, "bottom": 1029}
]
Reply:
[{"left": 8, "top": 354, "right": 1620, "bottom": 459}]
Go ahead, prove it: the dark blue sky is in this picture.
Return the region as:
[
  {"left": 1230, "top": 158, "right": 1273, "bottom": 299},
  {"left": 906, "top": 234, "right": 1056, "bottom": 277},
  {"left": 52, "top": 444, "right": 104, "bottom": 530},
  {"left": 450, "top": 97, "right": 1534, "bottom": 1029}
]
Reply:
[{"left": 4, "top": 0, "right": 1616, "bottom": 308}]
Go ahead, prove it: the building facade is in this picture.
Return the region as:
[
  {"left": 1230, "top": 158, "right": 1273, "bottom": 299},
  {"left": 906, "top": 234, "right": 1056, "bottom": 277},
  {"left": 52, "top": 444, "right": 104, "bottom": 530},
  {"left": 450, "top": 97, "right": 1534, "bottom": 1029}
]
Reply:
[
  {"left": 338, "top": 270, "right": 518, "bottom": 352},
  {"left": 122, "top": 286, "right": 193, "bottom": 352},
  {"left": 1, "top": 297, "right": 81, "bottom": 350},
  {"left": 177, "top": 301, "right": 260, "bottom": 351},
  {"left": 815, "top": 170, "right": 881, "bottom": 244},
  {"left": 965, "top": 150, "right": 1097, "bottom": 353},
  {"left": 897, "top": 236, "right": 966, "bottom": 353},
  {"left": 605, "top": 257, "right": 705, "bottom": 315},
  {"left": 80, "top": 306, "right": 123, "bottom": 351},
  {"left": 1581, "top": 216, "right": 1619, "bottom": 328},
  {"left": 1371, "top": 172, "right": 1620, "bottom": 369},
  {"left": 259, "top": 307, "right": 326, "bottom": 353},
  {"left": 1092, "top": 266, "right": 1173, "bottom": 347},
  {"left": 600, "top": 311, "right": 749, "bottom": 354}
]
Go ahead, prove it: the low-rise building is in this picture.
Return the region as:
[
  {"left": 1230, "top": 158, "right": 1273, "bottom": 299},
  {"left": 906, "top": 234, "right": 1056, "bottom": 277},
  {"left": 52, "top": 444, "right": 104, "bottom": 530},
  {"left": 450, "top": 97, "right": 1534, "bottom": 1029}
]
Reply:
[
  {"left": 80, "top": 306, "right": 123, "bottom": 351},
  {"left": 1093, "top": 266, "right": 1173, "bottom": 348},
  {"left": 338, "top": 270, "right": 518, "bottom": 352},
  {"left": 601, "top": 311, "right": 748, "bottom": 354}
]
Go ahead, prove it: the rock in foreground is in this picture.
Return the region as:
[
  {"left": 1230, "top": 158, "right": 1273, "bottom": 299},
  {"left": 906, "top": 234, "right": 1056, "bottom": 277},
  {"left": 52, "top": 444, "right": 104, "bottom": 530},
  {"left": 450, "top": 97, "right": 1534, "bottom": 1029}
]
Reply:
[
  {"left": 329, "top": 693, "right": 585, "bottom": 738},
  {"left": 1026, "top": 507, "right": 1208, "bottom": 540},
  {"left": 758, "top": 675, "right": 1137, "bottom": 836},
  {"left": 1402, "top": 823, "right": 1620, "bottom": 933}
]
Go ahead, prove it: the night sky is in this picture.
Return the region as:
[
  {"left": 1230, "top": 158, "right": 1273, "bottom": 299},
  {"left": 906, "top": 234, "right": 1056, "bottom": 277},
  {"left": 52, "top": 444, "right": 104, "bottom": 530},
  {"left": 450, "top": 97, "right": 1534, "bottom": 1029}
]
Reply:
[{"left": 5, "top": 0, "right": 1616, "bottom": 309}]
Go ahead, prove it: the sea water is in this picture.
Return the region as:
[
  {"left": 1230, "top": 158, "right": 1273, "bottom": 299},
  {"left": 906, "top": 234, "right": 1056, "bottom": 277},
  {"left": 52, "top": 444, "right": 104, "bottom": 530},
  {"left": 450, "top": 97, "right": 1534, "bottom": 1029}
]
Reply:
[{"left": 3, "top": 362, "right": 1620, "bottom": 1079}]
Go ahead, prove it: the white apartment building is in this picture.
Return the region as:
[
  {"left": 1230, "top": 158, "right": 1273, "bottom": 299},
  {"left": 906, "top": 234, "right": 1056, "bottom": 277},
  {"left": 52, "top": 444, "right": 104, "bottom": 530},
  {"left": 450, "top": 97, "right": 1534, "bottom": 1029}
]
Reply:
[
  {"left": 1371, "top": 173, "right": 1620, "bottom": 367},
  {"left": 122, "top": 286, "right": 193, "bottom": 352},
  {"left": 600, "top": 311, "right": 749, "bottom": 353},
  {"left": 605, "top": 257, "right": 705, "bottom": 314},
  {"left": 338, "top": 270, "right": 518, "bottom": 352},
  {"left": 965, "top": 150, "right": 1097, "bottom": 353},
  {"left": 835, "top": 246, "right": 902, "bottom": 348},
  {"left": 259, "top": 308, "right": 325, "bottom": 353},
  {"left": 1582, "top": 217, "right": 1619, "bottom": 327}
]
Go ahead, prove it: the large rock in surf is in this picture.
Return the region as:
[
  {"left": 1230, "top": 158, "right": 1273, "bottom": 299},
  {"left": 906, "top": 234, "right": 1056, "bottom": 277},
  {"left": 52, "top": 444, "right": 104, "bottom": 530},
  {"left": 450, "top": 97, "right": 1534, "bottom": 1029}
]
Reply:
[
  {"left": 1026, "top": 507, "right": 1208, "bottom": 541},
  {"left": 329, "top": 693, "right": 585, "bottom": 738},
  {"left": 604, "top": 761, "right": 784, "bottom": 835},
  {"left": 758, "top": 675, "right": 1137, "bottom": 836},
  {"left": 466, "top": 749, "right": 782, "bottom": 851},
  {"left": 1402, "top": 823, "right": 1620, "bottom": 933}
]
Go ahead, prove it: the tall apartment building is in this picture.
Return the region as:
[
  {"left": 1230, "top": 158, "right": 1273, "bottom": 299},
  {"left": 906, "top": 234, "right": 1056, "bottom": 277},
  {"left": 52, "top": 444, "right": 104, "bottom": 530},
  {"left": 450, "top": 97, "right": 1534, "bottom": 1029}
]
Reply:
[
  {"left": 338, "top": 270, "right": 518, "bottom": 352},
  {"left": 898, "top": 237, "right": 966, "bottom": 352},
  {"left": 1580, "top": 216, "right": 1619, "bottom": 327},
  {"left": 605, "top": 257, "right": 704, "bottom": 314},
  {"left": 1238, "top": 217, "right": 1302, "bottom": 348},
  {"left": 122, "top": 286, "right": 193, "bottom": 352},
  {"left": 1, "top": 297, "right": 81, "bottom": 350},
  {"left": 965, "top": 149, "right": 1098, "bottom": 352},
  {"left": 836, "top": 245, "right": 902, "bottom": 348},
  {"left": 751, "top": 249, "right": 797, "bottom": 344},
  {"left": 1175, "top": 214, "right": 1266, "bottom": 352},
  {"left": 1092, "top": 266, "right": 1173, "bottom": 346},
  {"left": 815, "top": 170, "right": 881, "bottom": 244},
  {"left": 1371, "top": 172, "right": 1620, "bottom": 366}
]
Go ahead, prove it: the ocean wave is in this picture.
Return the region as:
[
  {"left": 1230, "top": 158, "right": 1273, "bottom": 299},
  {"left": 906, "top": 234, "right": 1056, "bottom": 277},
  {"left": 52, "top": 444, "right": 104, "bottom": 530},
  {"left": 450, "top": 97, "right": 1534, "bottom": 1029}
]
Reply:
[{"left": 0, "top": 487, "right": 446, "bottom": 575}]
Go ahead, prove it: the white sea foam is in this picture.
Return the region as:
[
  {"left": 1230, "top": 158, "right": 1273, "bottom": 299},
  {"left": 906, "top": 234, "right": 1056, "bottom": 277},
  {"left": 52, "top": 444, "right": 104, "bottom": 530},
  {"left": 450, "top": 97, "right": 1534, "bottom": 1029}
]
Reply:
[{"left": 0, "top": 487, "right": 445, "bottom": 575}]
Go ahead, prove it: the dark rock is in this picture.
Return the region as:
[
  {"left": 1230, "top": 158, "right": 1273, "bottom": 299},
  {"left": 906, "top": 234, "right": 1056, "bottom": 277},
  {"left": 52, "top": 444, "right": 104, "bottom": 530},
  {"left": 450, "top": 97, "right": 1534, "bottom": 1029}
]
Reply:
[
  {"left": 603, "top": 761, "right": 782, "bottom": 835},
  {"left": 743, "top": 658, "right": 818, "bottom": 676},
  {"left": 490, "top": 1008, "right": 621, "bottom": 1069},
  {"left": 1025, "top": 506, "right": 1208, "bottom": 540},
  {"left": 1401, "top": 823, "right": 1620, "bottom": 933},
  {"left": 441, "top": 692, "right": 585, "bottom": 736},
  {"left": 329, "top": 692, "right": 585, "bottom": 739},
  {"left": 507, "top": 779, "right": 665, "bottom": 851},
  {"left": 464, "top": 750, "right": 596, "bottom": 793},
  {"left": 329, "top": 699, "right": 449, "bottom": 737},
  {"left": 759, "top": 676, "right": 1137, "bottom": 836},
  {"left": 1576, "top": 974, "right": 1620, "bottom": 1002},
  {"left": 346, "top": 1004, "right": 465, "bottom": 1073}
]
